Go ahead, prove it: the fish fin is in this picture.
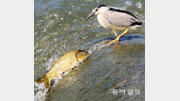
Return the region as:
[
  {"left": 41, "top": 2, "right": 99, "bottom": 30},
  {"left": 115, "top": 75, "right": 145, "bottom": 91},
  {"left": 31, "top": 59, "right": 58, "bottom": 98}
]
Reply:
[{"left": 44, "top": 78, "right": 50, "bottom": 89}]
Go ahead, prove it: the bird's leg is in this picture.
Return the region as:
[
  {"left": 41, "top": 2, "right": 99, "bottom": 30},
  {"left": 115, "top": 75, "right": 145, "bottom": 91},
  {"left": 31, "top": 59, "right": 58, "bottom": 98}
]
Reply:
[
  {"left": 110, "top": 29, "right": 128, "bottom": 43},
  {"left": 112, "top": 30, "right": 118, "bottom": 37}
]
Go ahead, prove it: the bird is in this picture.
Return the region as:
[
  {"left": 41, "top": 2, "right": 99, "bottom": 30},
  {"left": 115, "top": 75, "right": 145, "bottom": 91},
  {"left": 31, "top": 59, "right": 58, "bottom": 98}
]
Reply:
[{"left": 86, "top": 4, "right": 143, "bottom": 44}]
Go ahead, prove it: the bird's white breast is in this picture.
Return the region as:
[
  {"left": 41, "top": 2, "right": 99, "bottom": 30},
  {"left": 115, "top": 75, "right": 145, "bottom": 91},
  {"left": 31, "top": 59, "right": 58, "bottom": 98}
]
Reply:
[
  {"left": 97, "top": 8, "right": 111, "bottom": 29},
  {"left": 97, "top": 15, "right": 110, "bottom": 29}
]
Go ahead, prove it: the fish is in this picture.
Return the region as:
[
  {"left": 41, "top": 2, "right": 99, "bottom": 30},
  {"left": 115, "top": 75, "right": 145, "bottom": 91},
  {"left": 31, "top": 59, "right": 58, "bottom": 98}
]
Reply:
[{"left": 36, "top": 50, "right": 89, "bottom": 90}]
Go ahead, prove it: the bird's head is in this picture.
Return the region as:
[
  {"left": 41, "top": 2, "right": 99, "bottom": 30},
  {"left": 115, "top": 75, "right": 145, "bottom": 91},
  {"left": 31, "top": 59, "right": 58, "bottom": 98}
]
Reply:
[{"left": 86, "top": 4, "right": 106, "bottom": 21}]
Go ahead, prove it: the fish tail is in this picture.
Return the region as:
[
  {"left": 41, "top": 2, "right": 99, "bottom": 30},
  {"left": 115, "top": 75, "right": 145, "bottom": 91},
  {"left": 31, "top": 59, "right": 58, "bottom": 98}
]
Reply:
[
  {"left": 36, "top": 75, "right": 50, "bottom": 89},
  {"left": 36, "top": 75, "right": 45, "bottom": 83}
]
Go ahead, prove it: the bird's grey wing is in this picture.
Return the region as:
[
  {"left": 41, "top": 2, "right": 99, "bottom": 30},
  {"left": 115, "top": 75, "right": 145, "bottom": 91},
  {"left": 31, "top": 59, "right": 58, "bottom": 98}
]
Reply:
[
  {"left": 105, "top": 8, "right": 142, "bottom": 27},
  {"left": 106, "top": 12, "right": 134, "bottom": 27}
]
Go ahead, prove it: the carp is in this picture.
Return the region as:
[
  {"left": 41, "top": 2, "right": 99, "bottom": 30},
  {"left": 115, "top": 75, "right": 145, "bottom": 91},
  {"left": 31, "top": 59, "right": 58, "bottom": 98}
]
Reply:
[{"left": 36, "top": 50, "right": 89, "bottom": 90}]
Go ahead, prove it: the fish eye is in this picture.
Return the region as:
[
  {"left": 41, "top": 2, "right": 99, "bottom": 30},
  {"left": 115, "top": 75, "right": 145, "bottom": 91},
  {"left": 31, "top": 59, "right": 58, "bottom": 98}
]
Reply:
[{"left": 96, "top": 9, "right": 98, "bottom": 11}]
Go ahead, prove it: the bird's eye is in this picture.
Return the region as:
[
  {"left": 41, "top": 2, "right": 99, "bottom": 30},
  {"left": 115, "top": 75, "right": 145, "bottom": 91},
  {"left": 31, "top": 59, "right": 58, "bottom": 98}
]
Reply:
[{"left": 96, "top": 9, "right": 98, "bottom": 11}]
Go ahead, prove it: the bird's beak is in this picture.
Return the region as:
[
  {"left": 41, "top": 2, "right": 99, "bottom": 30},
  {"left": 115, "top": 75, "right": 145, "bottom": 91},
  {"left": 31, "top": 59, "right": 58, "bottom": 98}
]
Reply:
[{"left": 86, "top": 12, "right": 95, "bottom": 21}]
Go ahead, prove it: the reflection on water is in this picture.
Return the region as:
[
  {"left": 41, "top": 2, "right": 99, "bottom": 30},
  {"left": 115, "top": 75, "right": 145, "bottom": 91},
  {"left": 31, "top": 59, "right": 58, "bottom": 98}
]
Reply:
[{"left": 34, "top": 0, "right": 145, "bottom": 101}]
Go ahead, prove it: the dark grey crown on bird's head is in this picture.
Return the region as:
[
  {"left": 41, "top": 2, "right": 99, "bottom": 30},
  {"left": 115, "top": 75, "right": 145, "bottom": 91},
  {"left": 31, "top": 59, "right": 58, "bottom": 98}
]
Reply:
[{"left": 97, "top": 4, "right": 106, "bottom": 8}]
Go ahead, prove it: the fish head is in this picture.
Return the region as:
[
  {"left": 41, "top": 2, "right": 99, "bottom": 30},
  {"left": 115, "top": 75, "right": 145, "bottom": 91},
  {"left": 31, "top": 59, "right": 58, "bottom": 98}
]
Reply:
[{"left": 75, "top": 50, "right": 89, "bottom": 62}]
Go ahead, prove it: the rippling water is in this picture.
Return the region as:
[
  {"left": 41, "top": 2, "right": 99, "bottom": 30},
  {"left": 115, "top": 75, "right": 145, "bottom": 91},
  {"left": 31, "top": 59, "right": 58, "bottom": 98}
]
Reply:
[{"left": 34, "top": 0, "right": 145, "bottom": 101}]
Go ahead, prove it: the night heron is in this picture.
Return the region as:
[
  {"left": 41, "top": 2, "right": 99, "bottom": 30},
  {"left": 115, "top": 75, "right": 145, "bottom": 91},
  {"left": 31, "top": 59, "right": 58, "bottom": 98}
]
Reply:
[{"left": 86, "top": 4, "right": 143, "bottom": 44}]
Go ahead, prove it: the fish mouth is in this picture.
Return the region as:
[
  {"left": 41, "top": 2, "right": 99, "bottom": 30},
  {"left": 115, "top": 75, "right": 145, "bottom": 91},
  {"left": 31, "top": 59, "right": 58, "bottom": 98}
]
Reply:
[
  {"left": 75, "top": 50, "right": 89, "bottom": 62},
  {"left": 86, "top": 12, "right": 95, "bottom": 21}
]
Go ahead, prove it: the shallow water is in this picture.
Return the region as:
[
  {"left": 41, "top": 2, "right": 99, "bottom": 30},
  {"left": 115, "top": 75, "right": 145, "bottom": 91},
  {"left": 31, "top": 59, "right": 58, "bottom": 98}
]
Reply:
[{"left": 34, "top": 0, "right": 145, "bottom": 101}]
